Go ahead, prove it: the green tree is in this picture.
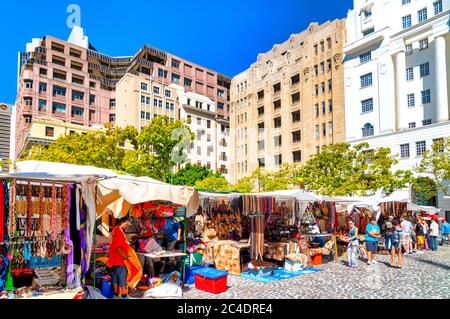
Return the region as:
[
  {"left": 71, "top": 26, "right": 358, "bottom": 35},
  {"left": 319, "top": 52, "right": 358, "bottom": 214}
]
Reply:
[
  {"left": 171, "top": 163, "right": 219, "bottom": 186},
  {"left": 195, "top": 176, "right": 231, "bottom": 192},
  {"left": 415, "top": 137, "right": 450, "bottom": 196},
  {"left": 298, "top": 143, "right": 412, "bottom": 196}
]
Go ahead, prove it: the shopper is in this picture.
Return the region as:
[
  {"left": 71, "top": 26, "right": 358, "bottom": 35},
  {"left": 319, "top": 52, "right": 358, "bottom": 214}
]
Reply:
[
  {"left": 423, "top": 220, "right": 430, "bottom": 250},
  {"left": 415, "top": 219, "right": 425, "bottom": 250},
  {"left": 382, "top": 216, "right": 395, "bottom": 252},
  {"left": 401, "top": 216, "right": 413, "bottom": 254},
  {"left": 365, "top": 217, "right": 381, "bottom": 265},
  {"left": 109, "top": 216, "right": 132, "bottom": 299},
  {"left": 429, "top": 219, "right": 439, "bottom": 251},
  {"left": 411, "top": 221, "right": 417, "bottom": 252},
  {"left": 347, "top": 220, "right": 359, "bottom": 268},
  {"left": 164, "top": 217, "right": 182, "bottom": 251},
  {"left": 390, "top": 220, "right": 403, "bottom": 268}
]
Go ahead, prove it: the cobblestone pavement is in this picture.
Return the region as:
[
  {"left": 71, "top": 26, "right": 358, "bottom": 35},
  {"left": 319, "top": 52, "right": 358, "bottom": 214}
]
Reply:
[{"left": 183, "top": 245, "right": 450, "bottom": 299}]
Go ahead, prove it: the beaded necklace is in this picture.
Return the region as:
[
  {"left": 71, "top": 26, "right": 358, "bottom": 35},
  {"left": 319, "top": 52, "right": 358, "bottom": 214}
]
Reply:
[
  {"left": 39, "top": 184, "right": 45, "bottom": 237},
  {"left": 26, "top": 182, "right": 33, "bottom": 237},
  {"left": 8, "top": 179, "right": 16, "bottom": 239},
  {"left": 61, "top": 184, "right": 69, "bottom": 230},
  {"left": 50, "top": 183, "right": 58, "bottom": 241}
]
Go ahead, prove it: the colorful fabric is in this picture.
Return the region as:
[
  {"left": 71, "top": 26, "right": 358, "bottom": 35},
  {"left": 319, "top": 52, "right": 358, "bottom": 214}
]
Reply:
[
  {"left": 164, "top": 218, "right": 180, "bottom": 241},
  {"left": 0, "top": 181, "right": 4, "bottom": 242},
  {"left": 109, "top": 226, "right": 129, "bottom": 266},
  {"left": 2, "top": 180, "right": 8, "bottom": 243}
]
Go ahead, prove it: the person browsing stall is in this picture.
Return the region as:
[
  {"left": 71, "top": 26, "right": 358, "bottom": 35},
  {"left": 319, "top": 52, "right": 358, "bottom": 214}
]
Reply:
[
  {"left": 390, "top": 219, "right": 403, "bottom": 268},
  {"left": 163, "top": 217, "right": 182, "bottom": 251},
  {"left": 365, "top": 217, "right": 381, "bottom": 265},
  {"left": 109, "top": 216, "right": 132, "bottom": 299},
  {"left": 347, "top": 220, "right": 359, "bottom": 268}
]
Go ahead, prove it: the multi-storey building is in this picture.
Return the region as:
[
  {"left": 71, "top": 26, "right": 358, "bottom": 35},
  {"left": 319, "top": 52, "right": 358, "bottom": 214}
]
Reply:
[
  {"left": 0, "top": 103, "right": 12, "bottom": 170},
  {"left": 230, "top": 20, "right": 346, "bottom": 183},
  {"left": 344, "top": 0, "right": 450, "bottom": 212},
  {"left": 171, "top": 84, "right": 230, "bottom": 179},
  {"left": 15, "top": 26, "right": 231, "bottom": 166}
]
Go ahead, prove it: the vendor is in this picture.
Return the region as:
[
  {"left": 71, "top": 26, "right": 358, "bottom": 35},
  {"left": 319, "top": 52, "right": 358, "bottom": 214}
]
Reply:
[
  {"left": 307, "top": 222, "right": 326, "bottom": 247},
  {"left": 109, "top": 216, "right": 132, "bottom": 299},
  {"left": 164, "top": 218, "right": 182, "bottom": 251}
]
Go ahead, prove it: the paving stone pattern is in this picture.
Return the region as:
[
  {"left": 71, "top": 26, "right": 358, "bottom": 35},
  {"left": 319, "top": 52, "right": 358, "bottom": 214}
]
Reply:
[{"left": 183, "top": 245, "right": 450, "bottom": 299}]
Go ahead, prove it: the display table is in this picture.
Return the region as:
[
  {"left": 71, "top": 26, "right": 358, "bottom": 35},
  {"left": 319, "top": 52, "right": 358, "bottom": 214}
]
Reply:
[
  {"left": 203, "top": 240, "right": 250, "bottom": 275},
  {"left": 138, "top": 251, "right": 187, "bottom": 279},
  {"left": 263, "top": 241, "right": 299, "bottom": 262}
]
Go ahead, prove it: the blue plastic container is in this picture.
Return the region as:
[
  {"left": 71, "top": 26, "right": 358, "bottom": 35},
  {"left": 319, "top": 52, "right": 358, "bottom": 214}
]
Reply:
[
  {"left": 194, "top": 268, "right": 228, "bottom": 279},
  {"left": 100, "top": 280, "right": 114, "bottom": 299},
  {"left": 185, "top": 265, "right": 207, "bottom": 285}
]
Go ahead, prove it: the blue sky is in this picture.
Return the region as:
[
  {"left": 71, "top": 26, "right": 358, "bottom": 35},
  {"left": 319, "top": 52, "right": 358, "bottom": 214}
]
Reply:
[{"left": 0, "top": 0, "right": 352, "bottom": 104}]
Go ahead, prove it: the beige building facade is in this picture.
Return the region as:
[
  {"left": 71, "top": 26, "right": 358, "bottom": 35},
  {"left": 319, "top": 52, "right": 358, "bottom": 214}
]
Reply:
[{"left": 230, "top": 20, "right": 346, "bottom": 183}]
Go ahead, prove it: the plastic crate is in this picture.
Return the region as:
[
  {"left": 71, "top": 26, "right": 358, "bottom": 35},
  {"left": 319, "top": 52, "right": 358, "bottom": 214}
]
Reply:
[
  {"left": 185, "top": 265, "right": 207, "bottom": 285},
  {"left": 194, "top": 268, "right": 228, "bottom": 294}
]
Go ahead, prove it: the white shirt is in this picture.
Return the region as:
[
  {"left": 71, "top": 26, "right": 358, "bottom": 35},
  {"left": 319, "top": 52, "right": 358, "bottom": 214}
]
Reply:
[{"left": 430, "top": 222, "right": 439, "bottom": 237}]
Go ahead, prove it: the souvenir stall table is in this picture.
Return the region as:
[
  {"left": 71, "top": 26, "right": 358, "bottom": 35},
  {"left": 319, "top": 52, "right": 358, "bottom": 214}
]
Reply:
[
  {"left": 94, "top": 175, "right": 200, "bottom": 293},
  {"left": 0, "top": 172, "right": 98, "bottom": 299}
]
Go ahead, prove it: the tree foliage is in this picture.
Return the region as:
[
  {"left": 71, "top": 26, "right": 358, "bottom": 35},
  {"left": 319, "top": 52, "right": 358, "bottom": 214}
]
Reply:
[
  {"left": 195, "top": 176, "right": 231, "bottom": 193},
  {"left": 298, "top": 143, "right": 412, "bottom": 196},
  {"left": 415, "top": 137, "right": 450, "bottom": 196},
  {"left": 22, "top": 117, "right": 193, "bottom": 182},
  {"left": 171, "top": 163, "right": 219, "bottom": 186}
]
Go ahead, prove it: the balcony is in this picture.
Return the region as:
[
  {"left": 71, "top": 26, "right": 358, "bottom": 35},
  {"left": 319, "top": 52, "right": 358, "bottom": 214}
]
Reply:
[{"left": 219, "top": 155, "right": 228, "bottom": 162}]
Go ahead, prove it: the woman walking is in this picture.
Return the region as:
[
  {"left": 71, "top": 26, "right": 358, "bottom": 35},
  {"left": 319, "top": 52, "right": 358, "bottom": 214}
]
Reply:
[
  {"left": 347, "top": 220, "right": 359, "bottom": 268},
  {"left": 390, "top": 220, "right": 403, "bottom": 268}
]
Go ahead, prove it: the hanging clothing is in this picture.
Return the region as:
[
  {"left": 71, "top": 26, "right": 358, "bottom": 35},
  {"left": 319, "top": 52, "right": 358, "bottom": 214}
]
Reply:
[
  {"left": 70, "top": 184, "right": 81, "bottom": 266},
  {"left": 0, "top": 181, "right": 4, "bottom": 242}
]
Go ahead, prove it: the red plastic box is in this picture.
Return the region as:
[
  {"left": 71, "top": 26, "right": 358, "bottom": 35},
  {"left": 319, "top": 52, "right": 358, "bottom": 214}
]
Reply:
[{"left": 194, "top": 268, "right": 228, "bottom": 294}]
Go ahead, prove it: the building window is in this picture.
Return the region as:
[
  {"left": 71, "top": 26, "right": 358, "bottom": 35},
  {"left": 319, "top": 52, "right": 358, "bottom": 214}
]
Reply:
[
  {"left": 217, "top": 89, "right": 225, "bottom": 97},
  {"left": 360, "top": 51, "right": 372, "bottom": 64},
  {"left": 25, "top": 80, "right": 33, "bottom": 89},
  {"left": 361, "top": 98, "right": 373, "bottom": 113},
  {"left": 322, "top": 102, "right": 326, "bottom": 114},
  {"left": 172, "top": 73, "right": 180, "bottom": 83},
  {"left": 405, "top": 44, "right": 413, "bottom": 55},
  {"left": 217, "top": 102, "right": 224, "bottom": 110},
  {"left": 327, "top": 37, "right": 332, "bottom": 49},
  {"left": 184, "top": 78, "right": 192, "bottom": 87},
  {"left": 38, "top": 99, "right": 46, "bottom": 111},
  {"left": 158, "top": 100, "right": 163, "bottom": 108},
  {"left": 153, "top": 86, "right": 160, "bottom": 95},
  {"left": 274, "top": 135, "right": 282, "bottom": 148},
  {"left": 292, "top": 130, "right": 301, "bottom": 143},
  {"left": 322, "top": 123, "right": 326, "bottom": 136},
  {"left": 45, "top": 126, "right": 54, "bottom": 137},
  {"left": 418, "top": 8, "right": 427, "bottom": 23},
  {"left": 320, "top": 62, "right": 325, "bottom": 74},
  {"left": 402, "top": 0, "right": 411, "bottom": 5},
  {"left": 110, "top": 99, "right": 116, "bottom": 109},
  {"left": 53, "top": 70, "right": 66, "bottom": 81},
  {"left": 72, "top": 106, "right": 84, "bottom": 117},
  {"left": 360, "top": 73, "right": 373, "bottom": 88},
  {"left": 258, "top": 106, "right": 264, "bottom": 116},
  {"left": 258, "top": 140, "right": 265, "bottom": 151},
  {"left": 165, "top": 90, "right": 171, "bottom": 98},
  {"left": 420, "top": 62, "right": 430, "bottom": 77},
  {"left": 328, "top": 80, "right": 332, "bottom": 92},
  {"left": 402, "top": 15, "right": 412, "bottom": 29},
  {"left": 416, "top": 141, "right": 426, "bottom": 156},
  {"left": 315, "top": 125, "right": 320, "bottom": 138},
  {"left": 140, "top": 111, "right": 145, "bottom": 120},
  {"left": 292, "top": 110, "right": 301, "bottom": 123},
  {"left": 328, "top": 100, "right": 333, "bottom": 113},
  {"left": 291, "top": 74, "right": 300, "bottom": 85},
  {"left": 314, "top": 44, "right": 318, "bottom": 55},
  {"left": 52, "top": 102, "right": 66, "bottom": 113},
  {"left": 419, "top": 38, "right": 429, "bottom": 50},
  {"left": 89, "top": 95, "right": 95, "bottom": 105},
  {"left": 328, "top": 121, "right": 333, "bottom": 135},
  {"left": 407, "top": 93, "right": 415, "bottom": 107},
  {"left": 406, "top": 67, "right": 414, "bottom": 81},
  {"left": 165, "top": 102, "right": 170, "bottom": 110},
  {"left": 258, "top": 158, "right": 265, "bottom": 168},
  {"left": 363, "top": 28, "right": 374, "bottom": 36},
  {"left": 23, "top": 115, "right": 32, "bottom": 124},
  {"left": 109, "top": 114, "right": 115, "bottom": 122},
  {"left": 321, "top": 82, "right": 325, "bottom": 93},
  {"left": 434, "top": 0, "right": 443, "bottom": 15},
  {"left": 24, "top": 97, "right": 33, "bottom": 106},
  {"left": 273, "top": 83, "right": 281, "bottom": 93},
  {"left": 408, "top": 122, "right": 416, "bottom": 128},
  {"left": 274, "top": 154, "right": 282, "bottom": 166},
  {"left": 362, "top": 123, "right": 374, "bottom": 137},
  {"left": 39, "top": 68, "right": 47, "bottom": 76},
  {"left": 315, "top": 104, "right": 319, "bottom": 117},
  {"left": 141, "top": 82, "right": 148, "bottom": 91},
  {"left": 433, "top": 138, "right": 444, "bottom": 152},
  {"left": 293, "top": 151, "right": 301, "bottom": 163},
  {"left": 273, "top": 100, "right": 281, "bottom": 110},
  {"left": 257, "top": 90, "right": 264, "bottom": 100},
  {"left": 421, "top": 89, "right": 431, "bottom": 104},
  {"left": 364, "top": 9, "right": 372, "bottom": 18},
  {"left": 291, "top": 92, "right": 300, "bottom": 104},
  {"left": 400, "top": 144, "right": 410, "bottom": 158},
  {"left": 422, "top": 119, "right": 432, "bottom": 126},
  {"left": 72, "top": 90, "right": 84, "bottom": 101},
  {"left": 52, "top": 86, "right": 66, "bottom": 97},
  {"left": 39, "top": 82, "right": 47, "bottom": 93},
  {"left": 314, "top": 65, "right": 319, "bottom": 76},
  {"left": 158, "top": 68, "right": 168, "bottom": 78},
  {"left": 274, "top": 117, "right": 281, "bottom": 129},
  {"left": 315, "top": 85, "right": 319, "bottom": 96},
  {"left": 172, "top": 59, "right": 180, "bottom": 69}
]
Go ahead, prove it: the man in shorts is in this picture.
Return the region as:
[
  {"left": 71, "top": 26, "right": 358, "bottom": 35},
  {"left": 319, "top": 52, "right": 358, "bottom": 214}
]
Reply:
[
  {"left": 401, "top": 217, "right": 413, "bottom": 254},
  {"left": 365, "top": 217, "right": 381, "bottom": 265},
  {"left": 109, "top": 216, "right": 132, "bottom": 298}
]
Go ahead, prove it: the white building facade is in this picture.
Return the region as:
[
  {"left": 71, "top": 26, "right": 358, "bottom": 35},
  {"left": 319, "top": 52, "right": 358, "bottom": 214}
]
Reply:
[
  {"left": 171, "top": 84, "right": 230, "bottom": 181},
  {"left": 344, "top": 0, "right": 450, "bottom": 213}
]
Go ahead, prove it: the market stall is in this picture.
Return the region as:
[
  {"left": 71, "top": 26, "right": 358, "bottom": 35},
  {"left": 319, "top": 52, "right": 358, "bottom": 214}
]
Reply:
[{"left": 0, "top": 172, "right": 98, "bottom": 299}]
